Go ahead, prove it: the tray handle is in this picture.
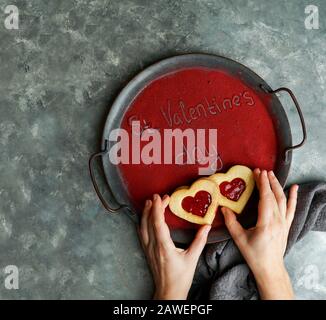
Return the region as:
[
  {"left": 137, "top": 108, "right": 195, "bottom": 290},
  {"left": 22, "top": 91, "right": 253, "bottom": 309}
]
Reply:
[
  {"left": 89, "top": 140, "right": 135, "bottom": 216},
  {"left": 261, "top": 85, "right": 307, "bottom": 162}
]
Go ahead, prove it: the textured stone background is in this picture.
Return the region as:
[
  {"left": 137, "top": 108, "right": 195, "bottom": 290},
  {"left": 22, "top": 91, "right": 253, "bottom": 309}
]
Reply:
[{"left": 0, "top": 0, "right": 325, "bottom": 299}]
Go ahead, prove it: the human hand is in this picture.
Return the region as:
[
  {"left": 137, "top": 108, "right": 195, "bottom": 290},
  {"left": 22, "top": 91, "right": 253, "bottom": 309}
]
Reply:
[
  {"left": 139, "top": 194, "right": 211, "bottom": 300},
  {"left": 221, "top": 169, "right": 298, "bottom": 300}
]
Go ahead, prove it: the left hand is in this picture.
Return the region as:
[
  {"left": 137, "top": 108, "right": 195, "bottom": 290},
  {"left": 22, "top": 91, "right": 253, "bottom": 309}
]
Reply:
[{"left": 139, "top": 193, "right": 211, "bottom": 300}]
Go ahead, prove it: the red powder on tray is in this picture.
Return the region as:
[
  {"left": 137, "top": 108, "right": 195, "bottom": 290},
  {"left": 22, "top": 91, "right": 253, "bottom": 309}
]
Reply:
[{"left": 118, "top": 67, "right": 278, "bottom": 230}]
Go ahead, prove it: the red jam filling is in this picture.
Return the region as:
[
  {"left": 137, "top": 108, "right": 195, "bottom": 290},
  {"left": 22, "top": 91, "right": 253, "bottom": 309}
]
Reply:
[
  {"left": 219, "top": 178, "right": 246, "bottom": 201},
  {"left": 181, "top": 191, "right": 212, "bottom": 216}
]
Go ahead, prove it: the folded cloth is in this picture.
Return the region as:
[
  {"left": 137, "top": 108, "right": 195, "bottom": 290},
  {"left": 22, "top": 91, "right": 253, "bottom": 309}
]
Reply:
[{"left": 189, "top": 182, "right": 326, "bottom": 300}]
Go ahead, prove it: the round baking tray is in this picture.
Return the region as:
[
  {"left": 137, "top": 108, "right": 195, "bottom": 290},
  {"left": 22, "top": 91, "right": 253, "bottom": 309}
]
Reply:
[{"left": 89, "top": 53, "right": 306, "bottom": 244}]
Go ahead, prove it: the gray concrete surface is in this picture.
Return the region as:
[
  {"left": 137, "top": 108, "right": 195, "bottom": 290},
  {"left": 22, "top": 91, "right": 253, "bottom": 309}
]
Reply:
[{"left": 0, "top": 0, "right": 325, "bottom": 299}]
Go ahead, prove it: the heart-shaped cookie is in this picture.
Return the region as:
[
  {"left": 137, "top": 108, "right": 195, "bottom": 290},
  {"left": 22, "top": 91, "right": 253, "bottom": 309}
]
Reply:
[
  {"left": 209, "top": 165, "right": 254, "bottom": 214},
  {"left": 169, "top": 178, "right": 219, "bottom": 225}
]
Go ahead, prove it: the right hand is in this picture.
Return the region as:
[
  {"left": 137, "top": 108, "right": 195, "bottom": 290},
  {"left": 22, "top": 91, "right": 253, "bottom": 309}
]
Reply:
[{"left": 221, "top": 168, "right": 298, "bottom": 300}]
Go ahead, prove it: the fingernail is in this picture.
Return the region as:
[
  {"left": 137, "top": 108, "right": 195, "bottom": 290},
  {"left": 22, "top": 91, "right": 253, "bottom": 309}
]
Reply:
[
  {"left": 269, "top": 170, "right": 274, "bottom": 176},
  {"left": 153, "top": 194, "right": 158, "bottom": 200},
  {"left": 262, "top": 170, "right": 267, "bottom": 176},
  {"left": 145, "top": 200, "right": 150, "bottom": 207}
]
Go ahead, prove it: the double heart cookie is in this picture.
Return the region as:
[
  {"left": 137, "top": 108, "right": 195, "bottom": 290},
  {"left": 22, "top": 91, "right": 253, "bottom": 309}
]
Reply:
[
  {"left": 168, "top": 178, "right": 219, "bottom": 225},
  {"left": 169, "top": 165, "right": 255, "bottom": 224}
]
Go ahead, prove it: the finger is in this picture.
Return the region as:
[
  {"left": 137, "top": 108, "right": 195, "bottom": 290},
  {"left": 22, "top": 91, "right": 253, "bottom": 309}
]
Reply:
[
  {"left": 140, "top": 199, "right": 152, "bottom": 247},
  {"left": 137, "top": 226, "right": 147, "bottom": 253},
  {"left": 186, "top": 224, "right": 211, "bottom": 260},
  {"left": 268, "top": 171, "right": 287, "bottom": 215},
  {"left": 256, "top": 170, "right": 277, "bottom": 226},
  {"left": 221, "top": 207, "right": 245, "bottom": 242},
  {"left": 151, "top": 194, "right": 174, "bottom": 248},
  {"left": 152, "top": 194, "right": 164, "bottom": 224},
  {"left": 147, "top": 196, "right": 158, "bottom": 248},
  {"left": 161, "top": 194, "right": 170, "bottom": 209},
  {"left": 286, "top": 184, "right": 299, "bottom": 226},
  {"left": 253, "top": 168, "right": 261, "bottom": 190},
  {"left": 259, "top": 170, "right": 272, "bottom": 197}
]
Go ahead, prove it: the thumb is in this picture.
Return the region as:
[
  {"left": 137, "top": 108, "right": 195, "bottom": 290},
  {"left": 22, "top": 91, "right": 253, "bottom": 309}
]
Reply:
[
  {"left": 161, "top": 194, "right": 170, "bottom": 209},
  {"left": 186, "top": 225, "right": 211, "bottom": 260},
  {"left": 221, "top": 207, "right": 245, "bottom": 241}
]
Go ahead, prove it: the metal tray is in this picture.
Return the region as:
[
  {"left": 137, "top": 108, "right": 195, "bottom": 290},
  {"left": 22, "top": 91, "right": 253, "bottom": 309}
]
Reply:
[{"left": 89, "top": 53, "right": 306, "bottom": 244}]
